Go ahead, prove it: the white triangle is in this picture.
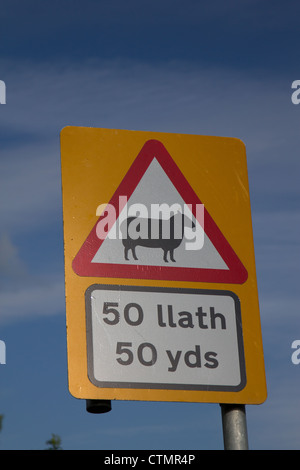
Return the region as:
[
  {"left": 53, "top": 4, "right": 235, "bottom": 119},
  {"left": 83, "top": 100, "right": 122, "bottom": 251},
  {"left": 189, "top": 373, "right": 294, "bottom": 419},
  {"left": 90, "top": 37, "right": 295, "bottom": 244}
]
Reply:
[{"left": 92, "top": 158, "right": 228, "bottom": 270}]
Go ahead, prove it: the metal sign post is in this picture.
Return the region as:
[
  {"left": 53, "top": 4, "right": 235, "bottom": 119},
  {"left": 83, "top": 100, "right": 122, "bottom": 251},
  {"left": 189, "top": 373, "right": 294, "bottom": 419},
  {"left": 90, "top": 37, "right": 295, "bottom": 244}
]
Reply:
[{"left": 220, "top": 404, "right": 249, "bottom": 450}]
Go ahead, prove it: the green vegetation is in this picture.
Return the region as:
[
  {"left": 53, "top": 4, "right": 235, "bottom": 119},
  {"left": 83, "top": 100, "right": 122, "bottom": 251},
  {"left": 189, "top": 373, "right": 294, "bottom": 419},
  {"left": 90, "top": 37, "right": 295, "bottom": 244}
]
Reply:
[
  {"left": 45, "top": 433, "right": 63, "bottom": 450},
  {"left": 0, "top": 415, "right": 63, "bottom": 449}
]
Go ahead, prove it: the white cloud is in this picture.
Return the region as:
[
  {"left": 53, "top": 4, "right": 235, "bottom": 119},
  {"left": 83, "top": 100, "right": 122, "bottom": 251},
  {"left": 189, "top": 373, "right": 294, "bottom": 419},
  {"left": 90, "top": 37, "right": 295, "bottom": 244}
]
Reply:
[
  {"left": 1, "top": 58, "right": 298, "bottom": 147},
  {"left": 0, "top": 235, "right": 64, "bottom": 326},
  {"left": 0, "top": 275, "right": 65, "bottom": 325},
  {"left": 0, "top": 233, "right": 27, "bottom": 278},
  {"left": 0, "top": 57, "right": 299, "bottom": 329},
  {"left": 0, "top": 58, "right": 298, "bottom": 237},
  {"left": 0, "top": 141, "right": 61, "bottom": 235},
  {"left": 253, "top": 210, "right": 300, "bottom": 270},
  {"left": 248, "top": 377, "right": 300, "bottom": 449}
]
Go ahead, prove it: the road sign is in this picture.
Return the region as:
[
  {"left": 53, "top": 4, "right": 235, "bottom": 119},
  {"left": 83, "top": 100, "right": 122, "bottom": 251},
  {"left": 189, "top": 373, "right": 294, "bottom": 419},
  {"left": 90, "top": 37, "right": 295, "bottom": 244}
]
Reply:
[
  {"left": 72, "top": 139, "right": 247, "bottom": 284},
  {"left": 86, "top": 285, "right": 246, "bottom": 392},
  {"left": 60, "top": 127, "right": 267, "bottom": 405}
]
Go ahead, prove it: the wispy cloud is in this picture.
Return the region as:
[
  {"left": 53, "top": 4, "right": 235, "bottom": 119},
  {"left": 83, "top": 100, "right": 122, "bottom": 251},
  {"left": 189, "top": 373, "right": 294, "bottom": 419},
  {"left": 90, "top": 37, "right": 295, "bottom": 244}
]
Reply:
[
  {"left": 0, "top": 233, "right": 27, "bottom": 279},
  {"left": 1, "top": 58, "right": 297, "bottom": 146},
  {"left": 0, "top": 141, "right": 61, "bottom": 236},
  {"left": 248, "top": 368, "right": 300, "bottom": 449},
  {"left": 0, "top": 57, "right": 299, "bottom": 327},
  {"left": 0, "top": 274, "right": 64, "bottom": 325}
]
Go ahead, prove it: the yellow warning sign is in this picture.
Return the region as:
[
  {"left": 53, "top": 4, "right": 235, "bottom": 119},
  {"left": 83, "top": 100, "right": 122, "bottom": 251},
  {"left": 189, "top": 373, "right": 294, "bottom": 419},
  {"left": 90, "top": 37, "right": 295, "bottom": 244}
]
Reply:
[{"left": 60, "top": 127, "right": 267, "bottom": 405}]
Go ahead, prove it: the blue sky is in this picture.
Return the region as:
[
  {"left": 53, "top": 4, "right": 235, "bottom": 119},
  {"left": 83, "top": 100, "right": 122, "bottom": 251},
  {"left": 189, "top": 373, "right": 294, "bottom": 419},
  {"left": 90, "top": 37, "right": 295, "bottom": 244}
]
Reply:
[{"left": 0, "top": 0, "right": 299, "bottom": 450}]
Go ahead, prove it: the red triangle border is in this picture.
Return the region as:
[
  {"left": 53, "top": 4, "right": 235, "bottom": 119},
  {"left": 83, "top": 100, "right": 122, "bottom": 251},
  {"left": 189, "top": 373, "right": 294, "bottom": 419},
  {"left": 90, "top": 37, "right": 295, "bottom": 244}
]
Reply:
[{"left": 72, "top": 139, "right": 248, "bottom": 284}]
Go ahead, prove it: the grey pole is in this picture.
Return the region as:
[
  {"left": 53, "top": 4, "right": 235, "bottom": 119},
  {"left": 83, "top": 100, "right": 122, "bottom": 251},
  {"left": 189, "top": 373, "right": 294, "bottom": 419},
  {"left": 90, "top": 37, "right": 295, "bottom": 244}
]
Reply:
[{"left": 220, "top": 404, "right": 249, "bottom": 450}]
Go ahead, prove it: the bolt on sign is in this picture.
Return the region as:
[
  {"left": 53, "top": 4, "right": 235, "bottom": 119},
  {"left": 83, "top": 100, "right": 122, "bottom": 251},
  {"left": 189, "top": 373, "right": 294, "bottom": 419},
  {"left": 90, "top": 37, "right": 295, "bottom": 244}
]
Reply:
[{"left": 60, "top": 127, "right": 267, "bottom": 405}]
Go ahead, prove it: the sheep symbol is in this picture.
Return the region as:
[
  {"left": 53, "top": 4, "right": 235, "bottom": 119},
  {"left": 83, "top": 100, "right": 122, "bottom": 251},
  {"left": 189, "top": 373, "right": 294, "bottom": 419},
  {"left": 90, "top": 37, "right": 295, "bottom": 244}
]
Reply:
[{"left": 120, "top": 211, "right": 195, "bottom": 263}]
